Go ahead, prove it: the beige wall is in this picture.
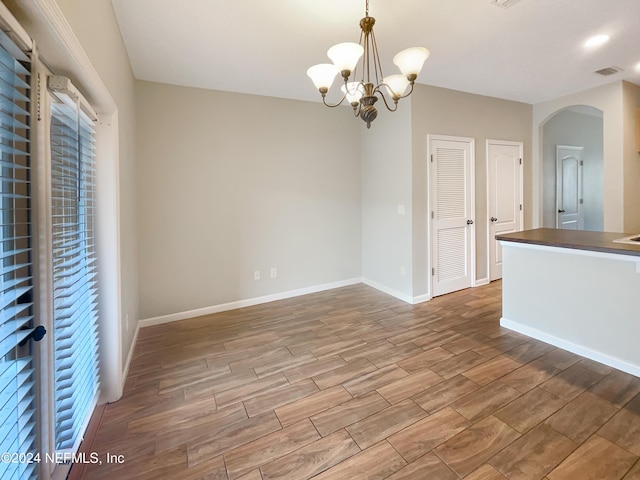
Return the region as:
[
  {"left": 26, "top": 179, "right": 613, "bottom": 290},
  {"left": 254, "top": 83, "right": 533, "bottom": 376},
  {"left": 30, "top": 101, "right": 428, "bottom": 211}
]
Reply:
[
  {"left": 411, "top": 84, "right": 533, "bottom": 293},
  {"left": 622, "top": 82, "right": 640, "bottom": 233},
  {"left": 135, "top": 81, "right": 362, "bottom": 319},
  {"left": 361, "top": 105, "right": 414, "bottom": 300}
]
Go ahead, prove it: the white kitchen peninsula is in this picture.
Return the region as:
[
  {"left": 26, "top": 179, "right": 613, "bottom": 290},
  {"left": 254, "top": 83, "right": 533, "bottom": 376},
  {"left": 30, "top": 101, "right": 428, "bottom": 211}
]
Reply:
[{"left": 497, "top": 228, "right": 640, "bottom": 377}]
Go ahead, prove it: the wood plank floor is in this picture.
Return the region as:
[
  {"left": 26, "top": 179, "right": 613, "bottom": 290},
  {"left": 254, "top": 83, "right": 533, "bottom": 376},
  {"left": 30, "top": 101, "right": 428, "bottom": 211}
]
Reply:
[{"left": 75, "top": 281, "right": 640, "bottom": 479}]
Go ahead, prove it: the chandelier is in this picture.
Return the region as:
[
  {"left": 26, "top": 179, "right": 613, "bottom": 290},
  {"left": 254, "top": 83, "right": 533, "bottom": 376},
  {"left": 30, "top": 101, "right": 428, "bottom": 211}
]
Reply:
[{"left": 307, "top": 0, "right": 429, "bottom": 128}]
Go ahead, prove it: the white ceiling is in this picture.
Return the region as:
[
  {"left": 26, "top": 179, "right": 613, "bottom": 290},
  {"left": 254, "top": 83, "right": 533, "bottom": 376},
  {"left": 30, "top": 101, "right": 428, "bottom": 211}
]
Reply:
[{"left": 110, "top": 0, "right": 640, "bottom": 105}]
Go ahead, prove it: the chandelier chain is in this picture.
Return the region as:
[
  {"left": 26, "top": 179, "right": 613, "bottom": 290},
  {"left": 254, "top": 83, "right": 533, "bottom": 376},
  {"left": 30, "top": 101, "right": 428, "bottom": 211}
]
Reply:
[{"left": 366, "top": 0, "right": 369, "bottom": 16}]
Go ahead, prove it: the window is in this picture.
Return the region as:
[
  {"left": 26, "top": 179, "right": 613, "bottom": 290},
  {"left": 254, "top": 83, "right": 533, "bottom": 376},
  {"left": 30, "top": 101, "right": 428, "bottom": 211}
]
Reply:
[{"left": 49, "top": 88, "right": 99, "bottom": 452}]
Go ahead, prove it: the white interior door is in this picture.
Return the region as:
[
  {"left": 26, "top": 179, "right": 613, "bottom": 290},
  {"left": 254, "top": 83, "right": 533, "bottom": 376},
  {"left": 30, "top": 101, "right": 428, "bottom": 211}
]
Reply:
[
  {"left": 429, "top": 135, "right": 475, "bottom": 297},
  {"left": 487, "top": 140, "right": 523, "bottom": 281},
  {"left": 556, "top": 145, "right": 584, "bottom": 230}
]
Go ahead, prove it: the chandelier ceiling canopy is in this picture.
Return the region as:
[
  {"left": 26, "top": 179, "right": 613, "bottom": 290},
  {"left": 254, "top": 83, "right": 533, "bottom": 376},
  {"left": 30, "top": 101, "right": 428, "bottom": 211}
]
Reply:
[{"left": 307, "top": 0, "right": 429, "bottom": 128}]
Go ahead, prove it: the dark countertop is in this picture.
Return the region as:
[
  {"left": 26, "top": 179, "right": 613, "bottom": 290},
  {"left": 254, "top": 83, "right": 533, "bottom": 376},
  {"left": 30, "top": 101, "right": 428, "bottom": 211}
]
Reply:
[{"left": 496, "top": 228, "right": 640, "bottom": 258}]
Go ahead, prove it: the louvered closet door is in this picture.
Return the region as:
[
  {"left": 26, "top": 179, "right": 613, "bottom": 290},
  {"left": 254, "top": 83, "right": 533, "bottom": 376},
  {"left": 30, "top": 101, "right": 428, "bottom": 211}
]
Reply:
[{"left": 430, "top": 136, "right": 474, "bottom": 297}]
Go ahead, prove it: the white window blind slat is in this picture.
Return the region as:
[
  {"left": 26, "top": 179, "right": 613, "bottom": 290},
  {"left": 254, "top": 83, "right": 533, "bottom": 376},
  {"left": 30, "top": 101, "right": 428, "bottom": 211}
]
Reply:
[
  {"left": 0, "top": 247, "right": 32, "bottom": 263},
  {"left": 0, "top": 112, "right": 30, "bottom": 133},
  {"left": 0, "top": 98, "right": 29, "bottom": 118},
  {"left": 0, "top": 284, "right": 31, "bottom": 310}
]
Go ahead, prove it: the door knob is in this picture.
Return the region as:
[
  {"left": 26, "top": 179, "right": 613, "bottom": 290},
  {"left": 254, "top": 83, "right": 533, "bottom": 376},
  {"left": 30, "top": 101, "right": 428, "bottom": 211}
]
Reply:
[
  {"left": 490, "top": 217, "right": 497, "bottom": 222},
  {"left": 467, "top": 219, "right": 474, "bottom": 225},
  {"left": 558, "top": 209, "right": 565, "bottom": 213}
]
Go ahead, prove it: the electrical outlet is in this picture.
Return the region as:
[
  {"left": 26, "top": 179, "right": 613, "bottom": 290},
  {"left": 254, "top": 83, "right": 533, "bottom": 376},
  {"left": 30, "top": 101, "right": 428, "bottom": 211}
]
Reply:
[
  {"left": 254, "top": 270, "right": 261, "bottom": 280},
  {"left": 270, "top": 267, "right": 277, "bottom": 279}
]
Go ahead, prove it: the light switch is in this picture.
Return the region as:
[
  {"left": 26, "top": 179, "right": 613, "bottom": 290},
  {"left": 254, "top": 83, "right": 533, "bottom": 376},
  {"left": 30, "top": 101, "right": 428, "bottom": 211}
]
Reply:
[{"left": 397, "top": 204, "right": 406, "bottom": 215}]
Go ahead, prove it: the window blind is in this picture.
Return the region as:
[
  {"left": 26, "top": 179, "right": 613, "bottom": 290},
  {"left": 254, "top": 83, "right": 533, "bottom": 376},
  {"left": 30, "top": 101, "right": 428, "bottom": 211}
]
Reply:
[
  {"left": 0, "top": 27, "right": 37, "bottom": 480},
  {"left": 49, "top": 92, "right": 99, "bottom": 452}
]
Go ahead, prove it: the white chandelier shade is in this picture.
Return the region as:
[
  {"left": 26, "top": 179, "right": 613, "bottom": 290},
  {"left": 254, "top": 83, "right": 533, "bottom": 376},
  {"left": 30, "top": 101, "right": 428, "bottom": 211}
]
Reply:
[
  {"left": 383, "top": 74, "right": 411, "bottom": 99},
  {"left": 393, "top": 47, "right": 430, "bottom": 79},
  {"left": 327, "top": 42, "right": 364, "bottom": 74},
  {"left": 341, "top": 82, "right": 365, "bottom": 104},
  {"left": 306, "top": 63, "right": 339, "bottom": 91}
]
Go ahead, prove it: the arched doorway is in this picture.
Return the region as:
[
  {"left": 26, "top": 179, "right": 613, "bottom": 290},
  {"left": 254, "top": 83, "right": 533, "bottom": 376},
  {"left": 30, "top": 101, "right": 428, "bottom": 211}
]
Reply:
[{"left": 540, "top": 105, "right": 604, "bottom": 231}]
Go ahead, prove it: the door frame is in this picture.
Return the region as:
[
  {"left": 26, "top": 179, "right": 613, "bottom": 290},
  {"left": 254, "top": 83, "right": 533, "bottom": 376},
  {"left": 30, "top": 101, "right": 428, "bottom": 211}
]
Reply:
[
  {"left": 485, "top": 139, "right": 524, "bottom": 281},
  {"left": 427, "top": 134, "right": 476, "bottom": 299}
]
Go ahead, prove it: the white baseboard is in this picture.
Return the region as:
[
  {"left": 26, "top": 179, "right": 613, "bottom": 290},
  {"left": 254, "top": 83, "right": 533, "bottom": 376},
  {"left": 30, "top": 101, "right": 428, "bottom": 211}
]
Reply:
[
  {"left": 139, "top": 278, "right": 363, "bottom": 328},
  {"left": 500, "top": 317, "right": 640, "bottom": 378},
  {"left": 475, "top": 277, "right": 490, "bottom": 287},
  {"left": 122, "top": 322, "right": 140, "bottom": 385},
  {"left": 101, "top": 321, "right": 139, "bottom": 404},
  {"left": 362, "top": 278, "right": 431, "bottom": 305},
  {"left": 412, "top": 293, "right": 431, "bottom": 304},
  {"left": 362, "top": 278, "right": 413, "bottom": 304}
]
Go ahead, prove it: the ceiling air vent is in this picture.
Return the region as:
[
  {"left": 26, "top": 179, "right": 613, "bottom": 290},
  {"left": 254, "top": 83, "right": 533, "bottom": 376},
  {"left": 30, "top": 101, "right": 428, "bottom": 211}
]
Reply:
[
  {"left": 595, "top": 66, "right": 622, "bottom": 76},
  {"left": 489, "top": 0, "right": 523, "bottom": 9}
]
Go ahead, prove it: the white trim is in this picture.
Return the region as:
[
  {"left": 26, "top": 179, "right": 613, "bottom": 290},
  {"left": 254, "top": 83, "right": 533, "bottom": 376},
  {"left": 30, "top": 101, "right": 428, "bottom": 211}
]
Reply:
[
  {"left": 31, "top": 53, "right": 56, "bottom": 480},
  {"left": 425, "top": 136, "right": 432, "bottom": 301},
  {"left": 485, "top": 140, "right": 524, "bottom": 281},
  {"left": 362, "top": 278, "right": 413, "bottom": 304},
  {"left": 121, "top": 322, "right": 140, "bottom": 387},
  {"left": 427, "top": 134, "right": 475, "bottom": 144},
  {"left": 0, "top": 1, "right": 32, "bottom": 51},
  {"left": 94, "top": 113, "right": 123, "bottom": 403},
  {"left": 474, "top": 277, "right": 490, "bottom": 287},
  {"left": 411, "top": 293, "right": 431, "bottom": 305},
  {"left": 498, "top": 239, "right": 640, "bottom": 263},
  {"left": 140, "top": 278, "right": 363, "bottom": 327},
  {"left": 485, "top": 139, "right": 524, "bottom": 147},
  {"left": 501, "top": 317, "right": 640, "bottom": 378},
  {"left": 9, "top": 0, "right": 116, "bottom": 113},
  {"left": 362, "top": 279, "right": 431, "bottom": 305}
]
